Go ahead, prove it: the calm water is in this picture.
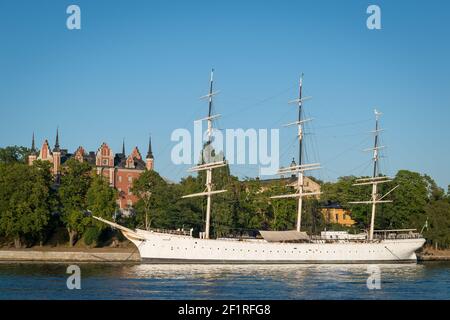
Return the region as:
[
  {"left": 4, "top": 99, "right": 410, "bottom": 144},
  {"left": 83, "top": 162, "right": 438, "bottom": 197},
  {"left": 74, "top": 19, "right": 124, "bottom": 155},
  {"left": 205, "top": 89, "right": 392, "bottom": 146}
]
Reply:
[{"left": 0, "top": 262, "right": 449, "bottom": 299}]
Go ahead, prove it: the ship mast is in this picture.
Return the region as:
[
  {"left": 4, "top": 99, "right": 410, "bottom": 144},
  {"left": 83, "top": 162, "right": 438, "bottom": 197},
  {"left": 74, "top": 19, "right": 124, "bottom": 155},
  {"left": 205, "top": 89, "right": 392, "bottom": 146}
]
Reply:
[
  {"left": 349, "top": 110, "right": 396, "bottom": 241},
  {"left": 271, "top": 74, "right": 321, "bottom": 232},
  {"left": 182, "top": 69, "right": 227, "bottom": 239}
]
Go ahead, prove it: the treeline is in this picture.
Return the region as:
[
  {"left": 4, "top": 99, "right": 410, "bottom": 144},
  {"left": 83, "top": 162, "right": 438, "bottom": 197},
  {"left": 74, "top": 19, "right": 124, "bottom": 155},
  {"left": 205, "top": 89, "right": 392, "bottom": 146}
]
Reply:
[
  {"left": 0, "top": 146, "right": 117, "bottom": 248},
  {"left": 1, "top": 145, "right": 449, "bottom": 248}
]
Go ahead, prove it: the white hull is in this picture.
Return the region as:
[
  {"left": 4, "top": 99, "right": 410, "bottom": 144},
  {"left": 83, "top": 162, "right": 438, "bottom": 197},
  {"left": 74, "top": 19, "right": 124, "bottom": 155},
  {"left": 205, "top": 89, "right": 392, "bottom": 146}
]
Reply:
[{"left": 124, "top": 229, "right": 425, "bottom": 264}]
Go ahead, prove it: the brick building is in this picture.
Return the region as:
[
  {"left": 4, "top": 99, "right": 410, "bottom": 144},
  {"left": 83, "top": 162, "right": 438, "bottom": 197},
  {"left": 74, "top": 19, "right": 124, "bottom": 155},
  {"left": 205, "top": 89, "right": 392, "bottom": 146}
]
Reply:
[{"left": 28, "top": 129, "right": 154, "bottom": 215}]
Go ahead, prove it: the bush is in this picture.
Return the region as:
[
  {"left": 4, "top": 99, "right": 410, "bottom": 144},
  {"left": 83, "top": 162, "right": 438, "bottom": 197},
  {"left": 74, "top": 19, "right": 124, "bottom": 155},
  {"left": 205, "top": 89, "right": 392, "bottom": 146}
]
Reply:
[{"left": 83, "top": 226, "right": 101, "bottom": 247}]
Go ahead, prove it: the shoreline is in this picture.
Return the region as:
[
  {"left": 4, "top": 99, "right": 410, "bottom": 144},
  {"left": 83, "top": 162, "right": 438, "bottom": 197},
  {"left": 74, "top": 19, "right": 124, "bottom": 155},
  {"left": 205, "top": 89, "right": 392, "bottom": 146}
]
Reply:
[
  {"left": 1, "top": 247, "right": 450, "bottom": 263},
  {"left": 0, "top": 247, "right": 141, "bottom": 262}
]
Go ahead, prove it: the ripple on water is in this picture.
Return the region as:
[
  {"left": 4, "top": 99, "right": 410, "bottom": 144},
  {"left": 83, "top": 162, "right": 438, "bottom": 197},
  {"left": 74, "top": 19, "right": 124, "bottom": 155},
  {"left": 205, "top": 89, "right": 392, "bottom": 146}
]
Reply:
[{"left": 0, "top": 262, "right": 448, "bottom": 299}]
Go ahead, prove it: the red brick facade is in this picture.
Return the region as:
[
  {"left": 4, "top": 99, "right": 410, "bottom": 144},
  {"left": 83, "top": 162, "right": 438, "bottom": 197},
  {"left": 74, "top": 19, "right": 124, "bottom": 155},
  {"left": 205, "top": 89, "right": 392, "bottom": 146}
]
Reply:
[{"left": 28, "top": 131, "right": 155, "bottom": 214}]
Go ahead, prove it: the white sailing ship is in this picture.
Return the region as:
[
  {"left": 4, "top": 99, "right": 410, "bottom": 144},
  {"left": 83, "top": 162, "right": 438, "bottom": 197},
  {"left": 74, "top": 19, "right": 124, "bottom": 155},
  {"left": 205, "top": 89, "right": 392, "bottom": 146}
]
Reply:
[{"left": 94, "top": 71, "right": 425, "bottom": 263}]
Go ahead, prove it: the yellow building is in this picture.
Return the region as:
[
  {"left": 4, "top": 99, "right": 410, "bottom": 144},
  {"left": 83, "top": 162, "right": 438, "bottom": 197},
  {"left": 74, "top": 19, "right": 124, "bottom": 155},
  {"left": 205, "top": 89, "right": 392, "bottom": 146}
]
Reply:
[{"left": 321, "top": 202, "right": 356, "bottom": 227}]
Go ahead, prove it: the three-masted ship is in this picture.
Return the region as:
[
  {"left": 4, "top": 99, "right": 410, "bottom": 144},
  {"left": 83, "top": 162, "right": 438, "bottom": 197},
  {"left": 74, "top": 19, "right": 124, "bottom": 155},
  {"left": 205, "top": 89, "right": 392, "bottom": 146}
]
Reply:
[{"left": 94, "top": 71, "right": 425, "bottom": 263}]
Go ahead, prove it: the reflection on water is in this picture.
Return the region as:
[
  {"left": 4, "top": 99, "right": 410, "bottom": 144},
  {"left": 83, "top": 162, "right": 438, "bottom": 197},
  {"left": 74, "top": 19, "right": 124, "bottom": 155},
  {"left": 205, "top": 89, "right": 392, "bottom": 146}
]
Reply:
[{"left": 0, "top": 262, "right": 448, "bottom": 299}]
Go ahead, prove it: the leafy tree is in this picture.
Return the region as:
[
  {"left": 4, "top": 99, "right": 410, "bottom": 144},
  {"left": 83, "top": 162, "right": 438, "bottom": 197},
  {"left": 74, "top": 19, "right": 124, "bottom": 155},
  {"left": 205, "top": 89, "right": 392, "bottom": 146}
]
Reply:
[
  {"left": 0, "top": 161, "right": 53, "bottom": 248},
  {"left": 173, "top": 176, "right": 205, "bottom": 233},
  {"left": 321, "top": 176, "right": 370, "bottom": 229},
  {"left": 239, "top": 179, "right": 273, "bottom": 230},
  {"left": 382, "top": 170, "right": 428, "bottom": 229},
  {"left": 58, "top": 159, "right": 93, "bottom": 246},
  {"left": 132, "top": 170, "right": 170, "bottom": 229},
  {"left": 423, "top": 200, "right": 450, "bottom": 249},
  {"left": 0, "top": 146, "right": 30, "bottom": 164},
  {"left": 86, "top": 175, "right": 118, "bottom": 231}
]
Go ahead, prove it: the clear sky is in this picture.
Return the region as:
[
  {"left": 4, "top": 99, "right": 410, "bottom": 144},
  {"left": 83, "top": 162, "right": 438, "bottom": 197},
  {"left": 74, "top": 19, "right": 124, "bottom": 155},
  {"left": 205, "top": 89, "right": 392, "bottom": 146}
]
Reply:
[{"left": 0, "top": 0, "right": 449, "bottom": 188}]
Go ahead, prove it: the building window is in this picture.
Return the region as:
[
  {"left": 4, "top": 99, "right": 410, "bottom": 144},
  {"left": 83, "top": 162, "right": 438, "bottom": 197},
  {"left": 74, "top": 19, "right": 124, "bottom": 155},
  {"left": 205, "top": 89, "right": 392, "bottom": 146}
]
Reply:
[
  {"left": 128, "top": 187, "right": 132, "bottom": 195},
  {"left": 128, "top": 176, "right": 132, "bottom": 182},
  {"left": 118, "top": 176, "right": 122, "bottom": 183},
  {"left": 102, "top": 159, "right": 108, "bottom": 166}
]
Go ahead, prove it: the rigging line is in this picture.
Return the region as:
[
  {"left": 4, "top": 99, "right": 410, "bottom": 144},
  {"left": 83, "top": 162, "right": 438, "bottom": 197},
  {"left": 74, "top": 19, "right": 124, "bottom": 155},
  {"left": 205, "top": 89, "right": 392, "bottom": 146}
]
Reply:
[
  {"left": 152, "top": 102, "right": 209, "bottom": 167},
  {"left": 321, "top": 135, "right": 372, "bottom": 166},
  {"left": 220, "top": 84, "right": 297, "bottom": 120},
  {"left": 304, "top": 108, "right": 321, "bottom": 165},
  {"left": 279, "top": 135, "right": 301, "bottom": 161},
  {"left": 384, "top": 246, "right": 402, "bottom": 260},
  {"left": 354, "top": 160, "right": 374, "bottom": 177},
  {"left": 315, "top": 118, "right": 373, "bottom": 129}
]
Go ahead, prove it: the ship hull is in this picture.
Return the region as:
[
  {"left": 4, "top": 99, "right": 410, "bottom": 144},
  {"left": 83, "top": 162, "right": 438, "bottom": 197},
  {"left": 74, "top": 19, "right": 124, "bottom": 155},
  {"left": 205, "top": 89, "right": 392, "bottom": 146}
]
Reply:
[{"left": 125, "top": 229, "right": 426, "bottom": 264}]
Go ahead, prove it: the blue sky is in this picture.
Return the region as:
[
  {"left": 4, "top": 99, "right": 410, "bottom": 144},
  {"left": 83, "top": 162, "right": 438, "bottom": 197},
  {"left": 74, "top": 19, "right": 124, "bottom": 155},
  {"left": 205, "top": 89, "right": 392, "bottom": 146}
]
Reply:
[{"left": 0, "top": 0, "right": 449, "bottom": 188}]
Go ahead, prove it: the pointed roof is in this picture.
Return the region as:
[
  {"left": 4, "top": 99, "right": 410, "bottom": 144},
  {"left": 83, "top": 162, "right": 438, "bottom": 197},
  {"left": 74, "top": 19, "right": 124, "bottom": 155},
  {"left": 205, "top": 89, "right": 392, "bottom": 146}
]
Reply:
[
  {"left": 53, "top": 127, "right": 60, "bottom": 152},
  {"left": 31, "top": 132, "right": 37, "bottom": 155},
  {"left": 290, "top": 157, "right": 296, "bottom": 167},
  {"left": 146, "top": 135, "right": 153, "bottom": 159}
]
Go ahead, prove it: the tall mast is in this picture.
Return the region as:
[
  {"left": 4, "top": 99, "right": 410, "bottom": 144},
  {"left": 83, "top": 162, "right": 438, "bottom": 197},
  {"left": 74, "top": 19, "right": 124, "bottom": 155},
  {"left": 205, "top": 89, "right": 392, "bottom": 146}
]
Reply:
[
  {"left": 350, "top": 110, "right": 394, "bottom": 241},
  {"left": 182, "top": 69, "right": 227, "bottom": 239},
  {"left": 271, "top": 74, "right": 321, "bottom": 232},
  {"left": 369, "top": 110, "right": 381, "bottom": 240},
  {"left": 297, "top": 74, "right": 304, "bottom": 166}
]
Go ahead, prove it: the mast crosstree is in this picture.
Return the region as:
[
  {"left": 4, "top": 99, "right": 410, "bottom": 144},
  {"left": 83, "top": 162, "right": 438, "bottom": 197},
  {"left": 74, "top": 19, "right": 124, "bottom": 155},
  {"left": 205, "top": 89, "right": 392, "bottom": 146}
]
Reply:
[
  {"left": 271, "top": 74, "right": 321, "bottom": 232},
  {"left": 182, "top": 69, "right": 227, "bottom": 239}
]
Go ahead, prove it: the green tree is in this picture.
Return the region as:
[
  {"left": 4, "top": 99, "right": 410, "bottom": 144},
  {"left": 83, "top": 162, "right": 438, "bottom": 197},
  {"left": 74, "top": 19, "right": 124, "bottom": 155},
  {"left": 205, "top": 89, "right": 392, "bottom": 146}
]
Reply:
[
  {"left": 381, "top": 170, "right": 428, "bottom": 229},
  {"left": 0, "top": 161, "right": 53, "bottom": 248},
  {"left": 0, "top": 146, "right": 30, "bottom": 164},
  {"left": 423, "top": 199, "right": 450, "bottom": 249},
  {"left": 132, "top": 170, "right": 170, "bottom": 229},
  {"left": 86, "top": 175, "right": 118, "bottom": 230},
  {"left": 321, "top": 176, "right": 370, "bottom": 229},
  {"left": 58, "top": 159, "right": 93, "bottom": 246}
]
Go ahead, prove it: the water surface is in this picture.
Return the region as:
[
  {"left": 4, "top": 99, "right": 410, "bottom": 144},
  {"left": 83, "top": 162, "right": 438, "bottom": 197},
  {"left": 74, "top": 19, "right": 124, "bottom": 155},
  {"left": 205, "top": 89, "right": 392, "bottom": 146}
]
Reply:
[{"left": 0, "top": 262, "right": 448, "bottom": 299}]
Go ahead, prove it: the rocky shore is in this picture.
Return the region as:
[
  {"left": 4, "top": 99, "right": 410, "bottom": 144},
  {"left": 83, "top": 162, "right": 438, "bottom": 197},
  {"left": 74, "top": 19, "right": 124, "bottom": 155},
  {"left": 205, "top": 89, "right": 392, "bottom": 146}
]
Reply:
[{"left": 417, "top": 248, "right": 450, "bottom": 261}]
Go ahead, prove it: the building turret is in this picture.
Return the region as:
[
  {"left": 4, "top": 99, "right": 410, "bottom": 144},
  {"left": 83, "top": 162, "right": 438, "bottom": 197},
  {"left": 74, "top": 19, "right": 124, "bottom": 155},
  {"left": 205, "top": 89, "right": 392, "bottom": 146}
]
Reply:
[
  {"left": 52, "top": 128, "right": 61, "bottom": 177},
  {"left": 28, "top": 132, "right": 37, "bottom": 165},
  {"left": 146, "top": 135, "right": 154, "bottom": 170},
  {"left": 290, "top": 157, "right": 297, "bottom": 178}
]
